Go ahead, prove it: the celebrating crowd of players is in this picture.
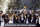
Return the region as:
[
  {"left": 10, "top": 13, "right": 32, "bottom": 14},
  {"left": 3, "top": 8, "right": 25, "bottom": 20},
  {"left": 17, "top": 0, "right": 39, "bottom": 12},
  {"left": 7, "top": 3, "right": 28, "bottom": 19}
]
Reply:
[{"left": 2, "top": 9, "right": 40, "bottom": 24}]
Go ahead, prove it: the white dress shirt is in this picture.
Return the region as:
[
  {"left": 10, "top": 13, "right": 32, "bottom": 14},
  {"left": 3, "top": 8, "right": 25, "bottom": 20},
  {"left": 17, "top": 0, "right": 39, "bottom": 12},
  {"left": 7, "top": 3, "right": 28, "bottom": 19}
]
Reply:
[
  {"left": 31, "top": 18, "right": 34, "bottom": 23},
  {"left": 1, "top": 19, "right": 4, "bottom": 27},
  {"left": 9, "top": 17, "right": 13, "bottom": 23},
  {"left": 21, "top": 14, "right": 23, "bottom": 20},
  {"left": 36, "top": 19, "right": 39, "bottom": 23},
  {"left": 26, "top": 18, "right": 28, "bottom": 23}
]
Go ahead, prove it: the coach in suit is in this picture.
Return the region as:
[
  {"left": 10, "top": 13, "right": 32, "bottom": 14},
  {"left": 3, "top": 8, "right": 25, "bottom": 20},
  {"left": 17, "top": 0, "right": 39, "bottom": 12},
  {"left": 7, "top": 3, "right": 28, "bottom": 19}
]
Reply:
[
  {"left": 36, "top": 16, "right": 39, "bottom": 27},
  {"left": 31, "top": 16, "right": 36, "bottom": 24},
  {"left": 26, "top": 13, "right": 31, "bottom": 24}
]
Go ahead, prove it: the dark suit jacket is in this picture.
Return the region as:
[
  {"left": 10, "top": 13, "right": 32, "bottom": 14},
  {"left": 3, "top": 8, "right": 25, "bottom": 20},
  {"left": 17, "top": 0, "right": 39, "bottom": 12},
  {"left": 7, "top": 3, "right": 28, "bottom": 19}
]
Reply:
[
  {"left": 28, "top": 14, "right": 31, "bottom": 23},
  {"left": 28, "top": 17, "right": 31, "bottom": 23},
  {"left": 36, "top": 21, "right": 39, "bottom": 27},
  {"left": 4, "top": 15, "right": 9, "bottom": 23},
  {"left": 13, "top": 16, "right": 17, "bottom": 23},
  {"left": 31, "top": 17, "right": 36, "bottom": 24}
]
